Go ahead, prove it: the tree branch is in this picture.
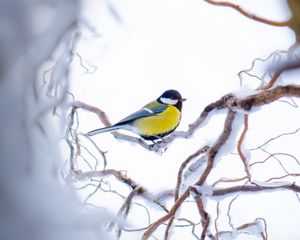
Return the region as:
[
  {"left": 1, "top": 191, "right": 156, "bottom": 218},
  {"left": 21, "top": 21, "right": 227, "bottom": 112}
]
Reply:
[
  {"left": 195, "top": 110, "right": 236, "bottom": 186},
  {"left": 229, "top": 85, "right": 300, "bottom": 111},
  {"left": 142, "top": 110, "right": 236, "bottom": 240},
  {"left": 204, "top": 0, "right": 291, "bottom": 27},
  {"left": 213, "top": 183, "right": 300, "bottom": 197}
]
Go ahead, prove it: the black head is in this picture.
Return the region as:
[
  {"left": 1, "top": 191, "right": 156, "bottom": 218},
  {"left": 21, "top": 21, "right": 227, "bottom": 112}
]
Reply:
[{"left": 157, "top": 89, "right": 186, "bottom": 110}]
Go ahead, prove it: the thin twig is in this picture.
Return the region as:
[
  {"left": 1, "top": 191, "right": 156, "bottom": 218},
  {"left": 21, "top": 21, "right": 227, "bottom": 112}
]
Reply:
[
  {"left": 237, "top": 115, "right": 251, "bottom": 179},
  {"left": 227, "top": 196, "right": 239, "bottom": 230},
  {"left": 213, "top": 183, "right": 300, "bottom": 197},
  {"left": 108, "top": 187, "right": 143, "bottom": 238},
  {"left": 212, "top": 176, "right": 249, "bottom": 187},
  {"left": 214, "top": 202, "right": 220, "bottom": 240},
  {"left": 250, "top": 152, "right": 300, "bottom": 168},
  {"left": 191, "top": 188, "right": 210, "bottom": 240},
  {"left": 250, "top": 127, "right": 300, "bottom": 150}
]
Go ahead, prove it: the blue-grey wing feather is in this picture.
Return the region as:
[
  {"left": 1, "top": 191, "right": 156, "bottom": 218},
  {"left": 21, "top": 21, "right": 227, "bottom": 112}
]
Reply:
[{"left": 115, "top": 102, "right": 167, "bottom": 125}]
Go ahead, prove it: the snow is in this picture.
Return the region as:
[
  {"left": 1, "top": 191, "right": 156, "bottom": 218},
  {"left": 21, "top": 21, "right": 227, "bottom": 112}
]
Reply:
[
  {"left": 218, "top": 218, "right": 265, "bottom": 240},
  {"left": 0, "top": 1, "right": 112, "bottom": 240},
  {"left": 191, "top": 183, "right": 214, "bottom": 197},
  {"left": 231, "top": 85, "right": 258, "bottom": 99},
  {"left": 183, "top": 156, "right": 207, "bottom": 184}
]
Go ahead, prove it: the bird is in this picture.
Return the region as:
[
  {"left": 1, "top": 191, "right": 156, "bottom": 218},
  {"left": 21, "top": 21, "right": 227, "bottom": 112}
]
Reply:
[{"left": 87, "top": 89, "right": 186, "bottom": 141}]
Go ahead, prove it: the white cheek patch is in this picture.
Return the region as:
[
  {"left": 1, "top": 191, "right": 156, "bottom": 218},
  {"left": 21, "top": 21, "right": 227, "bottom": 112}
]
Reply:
[
  {"left": 142, "top": 107, "right": 154, "bottom": 114},
  {"left": 160, "top": 97, "right": 178, "bottom": 105}
]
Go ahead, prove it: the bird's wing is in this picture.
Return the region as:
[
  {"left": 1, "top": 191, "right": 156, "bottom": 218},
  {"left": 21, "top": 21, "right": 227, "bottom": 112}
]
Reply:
[{"left": 115, "top": 100, "right": 167, "bottom": 125}]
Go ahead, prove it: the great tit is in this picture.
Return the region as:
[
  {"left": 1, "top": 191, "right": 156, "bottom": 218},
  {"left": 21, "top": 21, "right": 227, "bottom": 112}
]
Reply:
[{"left": 87, "top": 89, "right": 186, "bottom": 140}]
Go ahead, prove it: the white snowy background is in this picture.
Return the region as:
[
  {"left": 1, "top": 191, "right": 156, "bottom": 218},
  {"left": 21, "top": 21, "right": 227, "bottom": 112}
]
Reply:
[{"left": 69, "top": 0, "right": 300, "bottom": 239}]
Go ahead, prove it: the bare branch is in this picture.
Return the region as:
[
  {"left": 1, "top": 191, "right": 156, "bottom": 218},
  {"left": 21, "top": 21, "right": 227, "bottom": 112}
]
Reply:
[
  {"left": 229, "top": 85, "right": 300, "bottom": 111},
  {"left": 204, "top": 0, "right": 291, "bottom": 27},
  {"left": 75, "top": 52, "right": 98, "bottom": 74},
  {"left": 227, "top": 196, "right": 239, "bottom": 230},
  {"left": 213, "top": 183, "right": 300, "bottom": 197},
  {"left": 191, "top": 188, "right": 211, "bottom": 240},
  {"left": 214, "top": 202, "right": 220, "bottom": 240},
  {"left": 212, "top": 176, "right": 249, "bottom": 188}
]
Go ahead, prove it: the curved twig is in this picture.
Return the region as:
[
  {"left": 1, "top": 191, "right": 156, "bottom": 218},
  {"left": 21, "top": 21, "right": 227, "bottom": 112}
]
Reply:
[{"left": 204, "top": 0, "right": 291, "bottom": 27}]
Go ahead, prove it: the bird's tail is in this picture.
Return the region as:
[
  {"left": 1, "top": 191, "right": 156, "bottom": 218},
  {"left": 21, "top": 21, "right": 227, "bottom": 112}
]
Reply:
[{"left": 87, "top": 125, "right": 123, "bottom": 136}]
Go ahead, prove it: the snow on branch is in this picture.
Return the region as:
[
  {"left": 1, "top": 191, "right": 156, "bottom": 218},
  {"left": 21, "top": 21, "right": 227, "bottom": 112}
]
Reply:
[
  {"left": 67, "top": 84, "right": 300, "bottom": 156},
  {"left": 228, "top": 85, "right": 300, "bottom": 111},
  {"left": 67, "top": 73, "right": 300, "bottom": 240},
  {"left": 63, "top": 2, "right": 300, "bottom": 240},
  {"left": 212, "top": 182, "right": 300, "bottom": 197}
]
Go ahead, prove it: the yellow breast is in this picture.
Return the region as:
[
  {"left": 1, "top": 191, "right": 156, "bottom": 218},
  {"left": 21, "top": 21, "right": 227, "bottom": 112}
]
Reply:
[{"left": 133, "top": 106, "right": 181, "bottom": 137}]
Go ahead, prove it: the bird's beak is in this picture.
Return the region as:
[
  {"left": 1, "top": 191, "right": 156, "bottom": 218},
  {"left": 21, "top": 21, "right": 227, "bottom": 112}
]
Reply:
[{"left": 182, "top": 98, "right": 187, "bottom": 102}]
